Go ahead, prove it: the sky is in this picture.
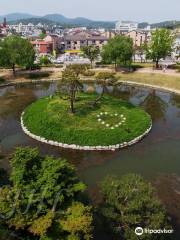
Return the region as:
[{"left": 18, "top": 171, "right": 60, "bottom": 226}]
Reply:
[{"left": 0, "top": 0, "right": 180, "bottom": 23}]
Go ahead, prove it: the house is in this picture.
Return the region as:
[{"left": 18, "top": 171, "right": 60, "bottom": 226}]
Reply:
[
  {"left": 44, "top": 34, "right": 61, "bottom": 52},
  {"left": 64, "top": 31, "right": 108, "bottom": 51},
  {"left": 125, "top": 30, "right": 150, "bottom": 47},
  {"left": 31, "top": 40, "right": 53, "bottom": 55}
]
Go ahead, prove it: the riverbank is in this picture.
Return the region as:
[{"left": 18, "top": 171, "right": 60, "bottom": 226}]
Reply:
[{"left": 1, "top": 67, "right": 180, "bottom": 95}]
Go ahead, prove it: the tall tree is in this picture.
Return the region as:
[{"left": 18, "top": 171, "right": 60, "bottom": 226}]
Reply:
[
  {"left": 145, "top": 29, "right": 174, "bottom": 68},
  {"left": 82, "top": 45, "right": 100, "bottom": 68},
  {"left": 93, "top": 71, "right": 117, "bottom": 106},
  {"left": 101, "top": 35, "right": 133, "bottom": 71},
  {"left": 100, "top": 174, "right": 172, "bottom": 240},
  {"left": 0, "top": 36, "right": 35, "bottom": 75},
  {"left": 58, "top": 67, "right": 83, "bottom": 113}
]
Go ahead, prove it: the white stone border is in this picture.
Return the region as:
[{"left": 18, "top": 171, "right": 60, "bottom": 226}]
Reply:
[{"left": 21, "top": 112, "right": 152, "bottom": 151}]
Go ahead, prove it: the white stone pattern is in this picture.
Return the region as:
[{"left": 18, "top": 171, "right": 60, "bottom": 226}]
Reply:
[{"left": 21, "top": 112, "right": 152, "bottom": 151}]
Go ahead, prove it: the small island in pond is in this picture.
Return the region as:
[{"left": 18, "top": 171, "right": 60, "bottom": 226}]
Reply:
[{"left": 22, "top": 92, "right": 152, "bottom": 150}]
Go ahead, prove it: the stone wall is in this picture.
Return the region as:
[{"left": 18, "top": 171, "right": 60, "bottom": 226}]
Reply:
[{"left": 21, "top": 112, "right": 152, "bottom": 151}]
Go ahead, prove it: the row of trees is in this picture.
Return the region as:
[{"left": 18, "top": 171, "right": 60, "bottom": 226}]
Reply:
[
  {"left": 0, "top": 147, "right": 172, "bottom": 240},
  {"left": 82, "top": 28, "right": 174, "bottom": 70},
  {"left": 0, "top": 29, "right": 175, "bottom": 76}
]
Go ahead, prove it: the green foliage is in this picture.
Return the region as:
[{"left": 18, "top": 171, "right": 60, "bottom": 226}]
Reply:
[
  {"left": 0, "top": 147, "right": 88, "bottom": 239},
  {"left": 95, "top": 71, "right": 116, "bottom": 83},
  {"left": 101, "top": 35, "right": 133, "bottom": 70},
  {"left": 59, "top": 202, "right": 93, "bottom": 240},
  {"left": 81, "top": 46, "right": 100, "bottom": 68},
  {"left": 145, "top": 29, "right": 174, "bottom": 68},
  {"left": 82, "top": 70, "right": 95, "bottom": 77},
  {"left": 40, "top": 56, "right": 51, "bottom": 65},
  {"left": 0, "top": 36, "right": 35, "bottom": 75},
  {"left": 58, "top": 68, "right": 83, "bottom": 113},
  {"left": 27, "top": 72, "right": 50, "bottom": 80},
  {"left": 100, "top": 174, "right": 172, "bottom": 240},
  {"left": 0, "top": 77, "right": 6, "bottom": 84},
  {"left": 39, "top": 32, "right": 47, "bottom": 40},
  {"left": 23, "top": 93, "right": 151, "bottom": 146},
  {"left": 67, "top": 64, "right": 90, "bottom": 77}
]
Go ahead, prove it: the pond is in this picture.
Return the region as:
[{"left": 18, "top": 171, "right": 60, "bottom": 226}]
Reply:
[{"left": 1, "top": 81, "right": 180, "bottom": 237}]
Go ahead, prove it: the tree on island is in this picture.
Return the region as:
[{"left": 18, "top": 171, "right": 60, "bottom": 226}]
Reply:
[
  {"left": 101, "top": 35, "right": 134, "bottom": 71},
  {"left": 100, "top": 174, "right": 172, "bottom": 240},
  {"left": 0, "top": 147, "right": 93, "bottom": 240},
  {"left": 145, "top": 28, "right": 174, "bottom": 68},
  {"left": 92, "top": 71, "right": 117, "bottom": 106},
  {"left": 0, "top": 36, "right": 35, "bottom": 76},
  {"left": 67, "top": 63, "right": 90, "bottom": 77},
  {"left": 82, "top": 45, "right": 100, "bottom": 68},
  {"left": 58, "top": 66, "right": 83, "bottom": 113}
]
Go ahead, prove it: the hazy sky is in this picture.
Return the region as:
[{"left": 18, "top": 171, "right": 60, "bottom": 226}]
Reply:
[{"left": 0, "top": 0, "right": 179, "bottom": 23}]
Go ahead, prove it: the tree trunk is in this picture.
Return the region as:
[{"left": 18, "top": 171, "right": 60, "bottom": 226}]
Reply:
[
  {"left": 70, "top": 97, "right": 74, "bottom": 113},
  {"left": 155, "top": 60, "right": 159, "bottom": 69},
  {"left": 92, "top": 85, "right": 105, "bottom": 107},
  {"left": 12, "top": 64, "right": 16, "bottom": 77},
  {"left": 90, "top": 60, "right": 93, "bottom": 69},
  {"left": 70, "top": 84, "right": 75, "bottom": 113},
  {"left": 114, "top": 60, "right": 117, "bottom": 72}
]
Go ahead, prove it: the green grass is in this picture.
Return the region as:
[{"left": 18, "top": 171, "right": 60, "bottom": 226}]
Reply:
[
  {"left": 23, "top": 93, "right": 151, "bottom": 146},
  {"left": 116, "top": 72, "right": 180, "bottom": 91}
]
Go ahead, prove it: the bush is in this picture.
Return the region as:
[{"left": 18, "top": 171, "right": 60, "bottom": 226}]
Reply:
[
  {"left": 26, "top": 64, "right": 41, "bottom": 70},
  {"left": 40, "top": 56, "right": 51, "bottom": 65},
  {"left": 96, "top": 71, "right": 115, "bottom": 79},
  {"left": 82, "top": 70, "right": 95, "bottom": 77},
  {"left": 0, "top": 77, "right": 5, "bottom": 84},
  {"left": 27, "top": 72, "right": 51, "bottom": 79}
]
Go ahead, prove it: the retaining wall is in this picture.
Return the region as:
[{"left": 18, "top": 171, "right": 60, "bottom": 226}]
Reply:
[{"left": 21, "top": 112, "right": 152, "bottom": 151}]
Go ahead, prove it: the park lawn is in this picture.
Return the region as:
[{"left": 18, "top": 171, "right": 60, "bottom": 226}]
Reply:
[
  {"left": 116, "top": 72, "right": 180, "bottom": 91},
  {"left": 23, "top": 93, "right": 151, "bottom": 146}
]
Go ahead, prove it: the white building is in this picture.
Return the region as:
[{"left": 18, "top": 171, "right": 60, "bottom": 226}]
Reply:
[{"left": 115, "top": 21, "right": 138, "bottom": 32}]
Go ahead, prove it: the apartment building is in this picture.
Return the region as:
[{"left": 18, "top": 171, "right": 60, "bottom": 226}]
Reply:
[
  {"left": 64, "top": 31, "right": 108, "bottom": 51},
  {"left": 125, "top": 30, "right": 150, "bottom": 47},
  {"left": 115, "top": 21, "right": 138, "bottom": 33}
]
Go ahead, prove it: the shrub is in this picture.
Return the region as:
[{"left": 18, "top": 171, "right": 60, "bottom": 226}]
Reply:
[
  {"left": 27, "top": 72, "right": 51, "bottom": 79},
  {"left": 96, "top": 71, "right": 117, "bottom": 84},
  {"left": 0, "top": 77, "right": 5, "bottom": 84},
  {"left": 82, "top": 70, "right": 95, "bottom": 77},
  {"left": 40, "top": 56, "right": 51, "bottom": 65}
]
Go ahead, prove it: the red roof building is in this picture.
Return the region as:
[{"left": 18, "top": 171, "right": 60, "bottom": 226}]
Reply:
[{"left": 31, "top": 40, "right": 53, "bottom": 54}]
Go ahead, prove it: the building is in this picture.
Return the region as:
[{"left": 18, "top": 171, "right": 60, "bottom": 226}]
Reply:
[
  {"left": 64, "top": 31, "right": 108, "bottom": 51},
  {"left": 0, "top": 18, "right": 8, "bottom": 36},
  {"left": 31, "top": 39, "right": 53, "bottom": 55},
  {"left": 44, "top": 34, "right": 61, "bottom": 52},
  {"left": 125, "top": 30, "right": 150, "bottom": 47},
  {"left": 115, "top": 21, "right": 138, "bottom": 33}
]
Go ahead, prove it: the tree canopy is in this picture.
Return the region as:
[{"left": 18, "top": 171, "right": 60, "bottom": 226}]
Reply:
[
  {"left": 145, "top": 28, "right": 174, "bottom": 68},
  {"left": 100, "top": 174, "right": 172, "bottom": 240},
  {"left": 57, "top": 66, "right": 83, "bottom": 113},
  {"left": 81, "top": 45, "right": 100, "bottom": 68},
  {"left": 0, "top": 36, "right": 35, "bottom": 75},
  {"left": 101, "top": 35, "right": 133, "bottom": 71},
  {"left": 0, "top": 147, "right": 93, "bottom": 239}
]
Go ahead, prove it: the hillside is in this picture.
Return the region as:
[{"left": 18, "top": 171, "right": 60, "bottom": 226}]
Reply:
[{"left": 0, "top": 13, "right": 115, "bottom": 29}]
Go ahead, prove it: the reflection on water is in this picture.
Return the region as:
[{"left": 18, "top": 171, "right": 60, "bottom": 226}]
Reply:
[{"left": 1, "top": 82, "right": 180, "bottom": 236}]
